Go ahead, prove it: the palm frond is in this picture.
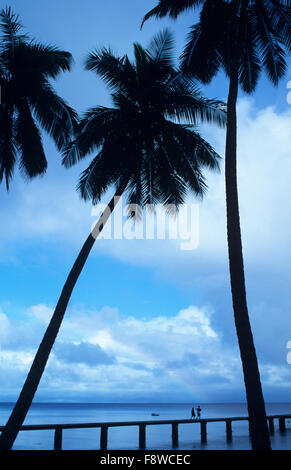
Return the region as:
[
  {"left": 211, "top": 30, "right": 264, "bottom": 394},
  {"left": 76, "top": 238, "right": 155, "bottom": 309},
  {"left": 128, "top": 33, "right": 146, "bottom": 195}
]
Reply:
[
  {"left": 0, "top": 104, "right": 17, "bottom": 189},
  {"left": 265, "top": 0, "right": 291, "bottom": 52},
  {"left": 164, "top": 73, "right": 226, "bottom": 126},
  {"left": 62, "top": 107, "right": 120, "bottom": 167},
  {"left": 180, "top": 23, "right": 222, "bottom": 82},
  {"left": 0, "top": 7, "right": 27, "bottom": 44},
  {"left": 163, "top": 120, "right": 220, "bottom": 171},
  {"left": 133, "top": 42, "right": 150, "bottom": 74},
  {"left": 153, "top": 139, "right": 189, "bottom": 207},
  {"left": 85, "top": 47, "right": 136, "bottom": 93},
  {"left": 238, "top": 11, "right": 262, "bottom": 93},
  {"left": 77, "top": 146, "right": 126, "bottom": 204},
  {"left": 141, "top": 0, "right": 203, "bottom": 28},
  {"left": 77, "top": 152, "right": 111, "bottom": 202},
  {"left": 16, "top": 99, "right": 47, "bottom": 178},
  {"left": 252, "top": 2, "right": 287, "bottom": 84},
  {"left": 12, "top": 41, "right": 73, "bottom": 79},
  {"left": 29, "top": 82, "right": 78, "bottom": 150},
  {"left": 165, "top": 83, "right": 227, "bottom": 127},
  {"left": 146, "top": 28, "right": 175, "bottom": 67}
]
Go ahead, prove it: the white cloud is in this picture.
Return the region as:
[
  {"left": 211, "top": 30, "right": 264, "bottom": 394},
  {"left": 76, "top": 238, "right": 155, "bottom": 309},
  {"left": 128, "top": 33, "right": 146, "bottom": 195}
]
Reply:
[
  {"left": 1, "top": 299, "right": 290, "bottom": 401},
  {"left": 64, "top": 305, "right": 221, "bottom": 367},
  {"left": 0, "top": 303, "right": 242, "bottom": 401},
  {"left": 28, "top": 304, "right": 53, "bottom": 323}
]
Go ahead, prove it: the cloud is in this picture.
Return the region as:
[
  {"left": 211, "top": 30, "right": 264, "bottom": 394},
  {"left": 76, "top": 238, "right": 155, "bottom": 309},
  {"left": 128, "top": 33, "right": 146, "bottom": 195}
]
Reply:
[
  {"left": 28, "top": 304, "right": 54, "bottom": 323},
  {"left": 0, "top": 303, "right": 243, "bottom": 401},
  {"left": 0, "top": 142, "right": 92, "bottom": 261},
  {"left": 54, "top": 341, "right": 115, "bottom": 366},
  {"left": 1, "top": 298, "right": 291, "bottom": 402}
]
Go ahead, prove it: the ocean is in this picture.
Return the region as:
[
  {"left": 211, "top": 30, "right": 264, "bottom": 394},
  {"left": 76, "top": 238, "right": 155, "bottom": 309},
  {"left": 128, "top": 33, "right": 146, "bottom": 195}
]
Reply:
[{"left": 0, "top": 402, "right": 290, "bottom": 450}]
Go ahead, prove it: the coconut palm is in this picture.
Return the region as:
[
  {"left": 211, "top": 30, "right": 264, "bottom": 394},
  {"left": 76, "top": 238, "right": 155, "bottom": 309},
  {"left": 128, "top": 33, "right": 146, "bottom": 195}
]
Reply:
[
  {"left": 0, "top": 29, "right": 226, "bottom": 449},
  {"left": 0, "top": 7, "right": 77, "bottom": 189},
  {"left": 142, "top": 0, "right": 291, "bottom": 450}
]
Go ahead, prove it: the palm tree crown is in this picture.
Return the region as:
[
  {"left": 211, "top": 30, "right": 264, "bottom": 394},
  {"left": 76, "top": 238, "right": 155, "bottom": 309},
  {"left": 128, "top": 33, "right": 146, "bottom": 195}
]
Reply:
[
  {"left": 64, "top": 29, "right": 226, "bottom": 210},
  {"left": 142, "top": 1, "right": 291, "bottom": 91},
  {"left": 0, "top": 7, "right": 77, "bottom": 189},
  {"left": 180, "top": 0, "right": 290, "bottom": 91}
]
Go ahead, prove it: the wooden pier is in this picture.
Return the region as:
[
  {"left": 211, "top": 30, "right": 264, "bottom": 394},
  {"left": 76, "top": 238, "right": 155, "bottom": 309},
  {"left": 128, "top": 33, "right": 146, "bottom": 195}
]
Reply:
[{"left": 0, "top": 414, "right": 290, "bottom": 450}]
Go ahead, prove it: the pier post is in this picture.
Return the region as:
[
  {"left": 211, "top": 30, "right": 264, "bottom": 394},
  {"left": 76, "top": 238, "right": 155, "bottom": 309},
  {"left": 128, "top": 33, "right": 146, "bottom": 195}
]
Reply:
[
  {"left": 225, "top": 420, "right": 232, "bottom": 443},
  {"left": 139, "top": 424, "right": 146, "bottom": 449},
  {"left": 100, "top": 426, "right": 108, "bottom": 450},
  {"left": 279, "top": 417, "right": 286, "bottom": 433},
  {"left": 200, "top": 421, "right": 207, "bottom": 444},
  {"left": 172, "top": 423, "right": 178, "bottom": 448},
  {"left": 53, "top": 427, "right": 62, "bottom": 451},
  {"left": 268, "top": 417, "right": 274, "bottom": 435}
]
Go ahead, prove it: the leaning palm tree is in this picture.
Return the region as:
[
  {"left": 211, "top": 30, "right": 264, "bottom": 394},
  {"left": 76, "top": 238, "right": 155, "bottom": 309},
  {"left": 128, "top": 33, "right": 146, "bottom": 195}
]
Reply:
[
  {"left": 142, "top": 0, "right": 291, "bottom": 450},
  {"left": 0, "top": 29, "right": 226, "bottom": 449},
  {"left": 0, "top": 7, "right": 77, "bottom": 190}
]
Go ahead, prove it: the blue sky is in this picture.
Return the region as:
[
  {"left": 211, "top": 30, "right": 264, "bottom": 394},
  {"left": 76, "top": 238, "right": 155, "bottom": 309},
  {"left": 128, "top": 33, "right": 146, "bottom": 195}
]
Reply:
[{"left": 1, "top": 0, "right": 291, "bottom": 403}]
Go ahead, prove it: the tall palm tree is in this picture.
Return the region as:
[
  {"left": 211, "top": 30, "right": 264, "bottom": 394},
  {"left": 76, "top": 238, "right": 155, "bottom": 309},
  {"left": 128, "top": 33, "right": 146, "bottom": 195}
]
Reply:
[
  {"left": 142, "top": 0, "right": 291, "bottom": 450},
  {"left": 0, "top": 29, "right": 226, "bottom": 450},
  {"left": 0, "top": 7, "right": 77, "bottom": 189}
]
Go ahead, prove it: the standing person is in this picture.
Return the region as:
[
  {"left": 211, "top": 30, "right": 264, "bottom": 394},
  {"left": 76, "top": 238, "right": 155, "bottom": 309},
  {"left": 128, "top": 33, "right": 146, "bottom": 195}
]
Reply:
[
  {"left": 191, "top": 407, "right": 196, "bottom": 420},
  {"left": 197, "top": 405, "right": 202, "bottom": 419}
]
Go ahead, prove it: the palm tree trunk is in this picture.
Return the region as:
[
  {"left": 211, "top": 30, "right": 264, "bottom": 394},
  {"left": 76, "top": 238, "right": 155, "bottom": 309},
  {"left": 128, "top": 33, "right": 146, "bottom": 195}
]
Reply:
[
  {"left": 0, "top": 180, "right": 128, "bottom": 450},
  {"left": 225, "top": 68, "right": 271, "bottom": 450}
]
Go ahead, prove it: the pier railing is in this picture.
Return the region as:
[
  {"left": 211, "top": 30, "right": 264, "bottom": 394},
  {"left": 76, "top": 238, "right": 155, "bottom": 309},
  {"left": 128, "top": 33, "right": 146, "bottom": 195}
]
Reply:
[{"left": 0, "top": 414, "right": 290, "bottom": 450}]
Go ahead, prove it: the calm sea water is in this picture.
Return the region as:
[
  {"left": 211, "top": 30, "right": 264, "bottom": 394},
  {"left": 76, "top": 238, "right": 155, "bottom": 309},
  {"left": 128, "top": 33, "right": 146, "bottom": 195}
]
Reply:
[{"left": 0, "top": 402, "right": 290, "bottom": 450}]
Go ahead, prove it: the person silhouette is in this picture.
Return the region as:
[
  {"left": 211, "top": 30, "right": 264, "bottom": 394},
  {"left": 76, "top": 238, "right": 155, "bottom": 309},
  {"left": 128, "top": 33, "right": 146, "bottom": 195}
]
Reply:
[
  {"left": 196, "top": 405, "right": 201, "bottom": 419},
  {"left": 191, "top": 406, "right": 196, "bottom": 419}
]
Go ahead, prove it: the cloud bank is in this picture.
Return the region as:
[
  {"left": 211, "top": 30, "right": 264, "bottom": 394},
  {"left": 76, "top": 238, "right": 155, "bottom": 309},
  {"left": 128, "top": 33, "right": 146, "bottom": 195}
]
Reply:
[
  {"left": 0, "top": 303, "right": 243, "bottom": 402},
  {"left": 0, "top": 300, "right": 290, "bottom": 403}
]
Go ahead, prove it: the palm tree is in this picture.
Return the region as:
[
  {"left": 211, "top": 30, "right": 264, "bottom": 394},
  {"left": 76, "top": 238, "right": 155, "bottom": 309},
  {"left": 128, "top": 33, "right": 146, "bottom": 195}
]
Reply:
[
  {"left": 0, "top": 29, "right": 226, "bottom": 450},
  {"left": 142, "top": 0, "right": 291, "bottom": 450},
  {"left": 0, "top": 7, "right": 77, "bottom": 190}
]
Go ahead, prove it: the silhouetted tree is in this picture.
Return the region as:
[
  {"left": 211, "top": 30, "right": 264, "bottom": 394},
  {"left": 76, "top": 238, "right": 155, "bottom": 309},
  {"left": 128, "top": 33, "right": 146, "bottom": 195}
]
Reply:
[
  {"left": 0, "top": 29, "right": 226, "bottom": 450},
  {"left": 142, "top": 0, "right": 291, "bottom": 450},
  {"left": 0, "top": 7, "right": 77, "bottom": 189}
]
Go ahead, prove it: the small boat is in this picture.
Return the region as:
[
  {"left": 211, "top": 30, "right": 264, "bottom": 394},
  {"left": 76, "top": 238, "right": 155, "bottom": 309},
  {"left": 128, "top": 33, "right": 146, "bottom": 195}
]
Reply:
[{"left": 151, "top": 413, "right": 160, "bottom": 416}]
